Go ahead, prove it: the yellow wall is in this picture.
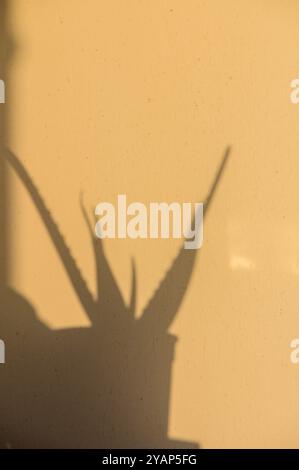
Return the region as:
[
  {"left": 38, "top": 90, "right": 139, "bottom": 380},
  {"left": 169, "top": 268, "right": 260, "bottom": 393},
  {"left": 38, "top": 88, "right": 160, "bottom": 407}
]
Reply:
[{"left": 3, "top": 0, "right": 299, "bottom": 448}]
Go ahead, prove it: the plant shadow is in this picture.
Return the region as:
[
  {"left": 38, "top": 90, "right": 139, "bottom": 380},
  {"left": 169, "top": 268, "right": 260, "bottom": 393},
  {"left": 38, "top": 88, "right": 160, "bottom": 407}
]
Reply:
[{"left": 0, "top": 1, "right": 230, "bottom": 449}]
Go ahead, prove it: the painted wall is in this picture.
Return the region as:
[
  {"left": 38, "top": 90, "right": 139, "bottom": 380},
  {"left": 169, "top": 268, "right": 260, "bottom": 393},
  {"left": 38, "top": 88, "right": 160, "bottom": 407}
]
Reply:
[{"left": 1, "top": 0, "right": 299, "bottom": 448}]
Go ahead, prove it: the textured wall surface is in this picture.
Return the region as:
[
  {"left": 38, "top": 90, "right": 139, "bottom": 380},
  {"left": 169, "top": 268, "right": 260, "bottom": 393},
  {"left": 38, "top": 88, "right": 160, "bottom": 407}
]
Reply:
[{"left": 1, "top": 0, "right": 299, "bottom": 448}]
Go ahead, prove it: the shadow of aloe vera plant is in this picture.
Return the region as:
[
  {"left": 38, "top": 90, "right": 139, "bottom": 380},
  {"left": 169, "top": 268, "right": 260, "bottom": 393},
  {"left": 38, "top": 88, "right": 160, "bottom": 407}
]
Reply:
[{"left": 0, "top": 147, "right": 230, "bottom": 449}]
